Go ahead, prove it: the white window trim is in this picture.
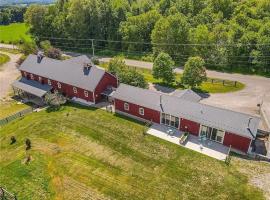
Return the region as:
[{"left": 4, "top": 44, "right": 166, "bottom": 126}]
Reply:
[
  {"left": 73, "top": 87, "right": 77, "bottom": 94},
  {"left": 38, "top": 76, "right": 42, "bottom": 82},
  {"left": 124, "top": 102, "right": 129, "bottom": 111},
  {"left": 57, "top": 82, "right": 61, "bottom": 89},
  {"left": 30, "top": 74, "right": 34, "bottom": 80},
  {"left": 84, "top": 90, "right": 88, "bottom": 97},
  {"left": 48, "top": 79, "right": 51, "bottom": 85},
  {"left": 24, "top": 72, "right": 27, "bottom": 77},
  {"left": 199, "top": 124, "right": 225, "bottom": 144},
  {"left": 139, "top": 107, "right": 144, "bottom": 116},
  {"left": 160, "top": 112, "right": 180, "bottom": 129}
]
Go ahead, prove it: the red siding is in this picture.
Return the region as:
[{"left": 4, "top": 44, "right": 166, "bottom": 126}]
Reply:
[
  {"left": 180, "top": 118, "right": 200, "bottom": 136},
  {"left": 223, "top": 132, "right": 251, "bottom": 153},
  {"left": 115, "top": 99, "right": 160, "bottom": 123},
  {"left": 20, "top": 71, "right": 94, "bottom": 102},
  {"left": 95, "top": 72, "right": 118, "bottom": 102}
]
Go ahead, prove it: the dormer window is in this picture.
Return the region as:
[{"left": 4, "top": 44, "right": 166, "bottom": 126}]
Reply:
[
  {"left": 48, "top": 79, "right": 51, "bottom": 85},
  {"left": 73, "top": 87, "right": 77, "bottom": 94},
  {"left": 30, "top": 74, "right": 34, "bottom": 80},
  {"left": 84, "top": 90, "right": 88, "bottom": 97},
  {"left": 57, "top": 82, "right": 61, "bottom": 89},
  {"left": 139, "top": 107, "right": 144, "bottom": 116}
]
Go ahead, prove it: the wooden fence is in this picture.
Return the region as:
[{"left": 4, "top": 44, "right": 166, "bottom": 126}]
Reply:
[
  {"left": 0, "top": 187, "right": 17, "bottom": 200},
  {"left": 0, "top": 107, "right": 33, "bottom": 126}
]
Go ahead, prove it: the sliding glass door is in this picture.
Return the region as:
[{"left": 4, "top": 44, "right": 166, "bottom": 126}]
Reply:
[
  {"left": 161, "top": 113, "right": 179, "bottom": 129},
  {"left": 200, "top": 125, "right": 225, "bottom": 143}
]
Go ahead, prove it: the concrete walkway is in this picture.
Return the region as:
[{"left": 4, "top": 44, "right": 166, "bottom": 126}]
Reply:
[{"left": 147, "top": 123, "right": 228, "bottom": 160}]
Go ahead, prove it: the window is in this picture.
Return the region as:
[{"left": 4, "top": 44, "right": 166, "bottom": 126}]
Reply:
[
  {"left": 73, "top": 87, "right": 77, "bottom": 93},
  {"left": 139, "top": 107, "right": 144, "bottom": 115},
  {"left": 200, "top": 125, "right": 225, "bottom": 143},
  {"left": 57, "top": 82, "right": 61, "bottom": 89},
  {"left": 38, "top": 76, "right": 42, "bottom": 82},
  {"left": 48, "top": 79, "right": 51, "bottom": 85},
  {"left": 24, "top": 72, "right": 27, "bottom": 77},
  {"left": 30, "top": 74, "right": 34, "bottom": 80},
  {"left": 124, "top": 102, "right": 129, "bottom": 111},
  {"left": 161, "top": 113, "right": 179, "bottom": 128},
  {"left": 84, "top": 90, "right": 88, "bottom": 97}
]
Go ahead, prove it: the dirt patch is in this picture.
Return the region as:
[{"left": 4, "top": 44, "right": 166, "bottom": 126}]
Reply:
[{"left": 250, "top": 173, "right": 270, "bottom": 200}]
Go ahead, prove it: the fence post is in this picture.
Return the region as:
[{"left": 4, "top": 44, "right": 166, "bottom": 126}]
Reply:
[
  {"left": 211, "top": 79, "right": 214, "bottom": 84},
  {"left": 223, "top": 80, "right": 225, "bottom": 86},
  {"left": 234, "top": 81, "right": 237, "bottom": 87}
]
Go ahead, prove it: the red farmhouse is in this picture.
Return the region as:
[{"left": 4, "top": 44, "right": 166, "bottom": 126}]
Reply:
[
  {"left": 12, "top": 54, "right": 117, "bottom": 104},
  {"left": 112, "top": 84, "right": 260, "bottom": 153}
]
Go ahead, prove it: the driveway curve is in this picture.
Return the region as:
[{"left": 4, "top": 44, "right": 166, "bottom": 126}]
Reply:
[{"left": 0, "top": 51, "right": 21, "bottom": 99}]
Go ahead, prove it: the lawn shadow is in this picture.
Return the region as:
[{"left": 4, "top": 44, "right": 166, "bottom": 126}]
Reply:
[{"left": 114, "top": 113, "right": 145, "bottom": 125}]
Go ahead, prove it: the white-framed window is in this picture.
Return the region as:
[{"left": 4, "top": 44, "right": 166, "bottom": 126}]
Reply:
[
  {"left": 57, "top": 82, "right": 61, "bottom": 89},
  {"left": 73, "top": 87, "right": 77, "bottom": 93},
  {"left": 84, "top": 90, "right": 88, "bottom": 97},
  {"left": 199, "top": 125, "right": 225, "bottom": 143},
  {"left": 139, "top": 107, "right": 144, "bottom": 115},
  {"left": 161, "top": 113, "right": 179, "bottom": 129},
  {"left": 124, "top": 102, "right": 129, "bottom": 111},
  {"left": 38, "top": 76, "right": 42, "bottom": 82},
  {"left": 48, "top": 79, "right": 51, "bottom": 85},
  {"left": 24, "top": 71, "right": 27, "bottom": 77},
  {"left": 30, "top": 74, "right": 34, "bottom": 80}
]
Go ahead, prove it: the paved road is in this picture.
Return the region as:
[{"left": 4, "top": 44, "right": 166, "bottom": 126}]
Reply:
[
  {"left": 0, "top": 51, "right": 21, "bottom": 99},
  {"left": 100, "top": 57, "right": 270, "bottom": 118}
]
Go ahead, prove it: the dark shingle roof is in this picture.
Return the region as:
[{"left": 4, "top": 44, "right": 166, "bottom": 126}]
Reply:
[
  {"left": 12, "top": 77, "right": 52, "bottom": 97},
  {"left": 19, "top": 54, "right": 105, "bottom": 92},
  {"left": 112, "top": 84, "right": 260, "bottom": 139}
]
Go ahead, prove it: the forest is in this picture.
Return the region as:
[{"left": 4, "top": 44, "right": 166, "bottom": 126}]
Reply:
[{"left": 24, "top": 0, "right": 270, "bottom": 75}]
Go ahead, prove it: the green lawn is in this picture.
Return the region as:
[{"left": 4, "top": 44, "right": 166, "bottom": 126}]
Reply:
[
  {"left": 0, "top": 53, "right": 10, "bottom": 67},
  {"left": 100, "top": 63, "right": 245, "bottom": 93},
  {"left": 0, "top": 103, "right": 267, "bottom": 200},
  {"left": 0, "top": 23, "right": 32, "bottom": 44},
  {"left": 0, "top": 100, "right": 30, "bottom": 119}
]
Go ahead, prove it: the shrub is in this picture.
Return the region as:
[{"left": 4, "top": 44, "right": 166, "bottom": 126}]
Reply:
[
  {"left": 91, "top": 56, "right": 99, "bottom": 65},
  {"left": 25, "top": 138, "right": 31, "bottom": 150},
  {"left": 10, "top": 136, "right": 16, "bottom": 145},
  {"left": 47, "top": 48, "right": 62, "bottom": 60}
]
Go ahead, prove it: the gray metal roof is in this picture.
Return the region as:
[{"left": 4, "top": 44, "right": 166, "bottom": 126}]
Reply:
[
  {"left": 172, "top": 89, "right": 202, "bottom": 102},
  {"left": 19, "top": 54, "right": 105, "bottom": 92},
  {"left": 112, "top": 84, "right": 260, "bottom": 139},
  {"left": 12, "top": 77, "right": 52, "bottom": 97}
]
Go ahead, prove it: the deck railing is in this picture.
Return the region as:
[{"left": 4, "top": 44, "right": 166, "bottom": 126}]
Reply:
[{"left": 0, "top": 107, "right": 33, "bottom": 126}]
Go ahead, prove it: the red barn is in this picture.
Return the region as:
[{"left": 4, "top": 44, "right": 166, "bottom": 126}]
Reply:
[
  {"left": 12, "top": 54, "right": 117, "bottom": 105},
  {"left": 112, "top": 84, "right": 260, "bottom": 153}
]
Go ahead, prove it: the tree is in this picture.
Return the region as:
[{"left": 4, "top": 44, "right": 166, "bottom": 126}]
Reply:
[
  {"left": 47, "top": 48, "right": 62, "bottom": 60},
  {"left": 152, "top": 52, "right": 175, "bottom": 84},
  {"left": 151, "top": 13, "right": 190, "bottom": 63},
  {"left": 40, "top": 40, "right": 52, "bottom": 54},
  {"left": 108, "top": 56, "right": 147, "bottom": 88},
  {"left": 45, "top": 90, "right": 67, "bottom": 108},
  {"left": 18, "top": 39, "right": 37, "bottom": 55},
  {"left": 182, "top": 57, "right": 207, "bottom": 88}
]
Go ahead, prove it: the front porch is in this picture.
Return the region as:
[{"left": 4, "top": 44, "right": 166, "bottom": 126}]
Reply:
[{"left": 147, "top": 123, "right": 229, "bottom": 161}]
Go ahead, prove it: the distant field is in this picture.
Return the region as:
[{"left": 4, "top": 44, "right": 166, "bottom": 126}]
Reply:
[{"left": 0, "top": 23, "right": 32, "bottom": 44}]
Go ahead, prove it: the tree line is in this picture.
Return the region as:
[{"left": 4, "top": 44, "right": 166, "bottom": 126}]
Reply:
[
  {"left": 23, "top": 0, "right": 270, "bottom": 75},
  {"left": 0, "top": 6, "right": 26, "bottom": 25}
]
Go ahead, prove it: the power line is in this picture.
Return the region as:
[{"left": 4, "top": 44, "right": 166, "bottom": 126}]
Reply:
[{"left": 38, "top": 36, "right": 270, "bottom": 46}]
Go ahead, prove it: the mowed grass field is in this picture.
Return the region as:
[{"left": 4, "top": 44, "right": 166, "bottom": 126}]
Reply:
[
  {"left": 0, "top": 103, "right": 267, "bottom": 200},
  {"left": 0, "top": 101, "right": 30, "bottom": 119},
  {"left": 0, "top": 23, "right": 32, "bottom": 44}
]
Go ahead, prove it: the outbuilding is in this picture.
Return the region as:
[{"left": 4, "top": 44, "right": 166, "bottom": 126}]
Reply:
[{"left": 112, "top": 84, "right": 260, "bottom": 153}]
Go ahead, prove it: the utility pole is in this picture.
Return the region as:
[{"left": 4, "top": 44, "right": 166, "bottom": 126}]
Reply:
[{"left": 91, "top": 39, "right": 95, "bottom": 57}]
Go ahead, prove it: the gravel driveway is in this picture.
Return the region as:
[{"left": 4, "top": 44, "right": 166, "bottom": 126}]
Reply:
[
  {"left": 0, "top": 51, "right": 21, "bottom": 99},
  {"left": 100, "top": 57, "right": 270, "bottom": 117}
]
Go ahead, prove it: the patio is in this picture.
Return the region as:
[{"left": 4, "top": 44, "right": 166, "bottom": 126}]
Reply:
[{"left": 147, "top": 123, "right": 229, "bottom": 161}]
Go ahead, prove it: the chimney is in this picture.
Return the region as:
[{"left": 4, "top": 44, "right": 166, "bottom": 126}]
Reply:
[{"left": 37, "top": 51, "right": 44, "bottom": 63}]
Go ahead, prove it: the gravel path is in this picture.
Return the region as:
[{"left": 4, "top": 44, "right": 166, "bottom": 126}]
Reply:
[{"left": 0, "top": 51, "right": 21, "bottom": 100}]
